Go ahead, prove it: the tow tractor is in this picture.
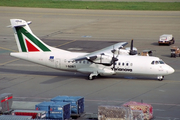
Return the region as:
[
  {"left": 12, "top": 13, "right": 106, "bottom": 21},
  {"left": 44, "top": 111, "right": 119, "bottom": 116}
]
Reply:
[{"left": 170, "top": 46, "right": 180, "bottom": 58}]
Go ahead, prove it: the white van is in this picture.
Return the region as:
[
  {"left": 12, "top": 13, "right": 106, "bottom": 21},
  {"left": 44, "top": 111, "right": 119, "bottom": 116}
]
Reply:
[{"left": 158, "top": 34, "right": 175, "bottom": 45}]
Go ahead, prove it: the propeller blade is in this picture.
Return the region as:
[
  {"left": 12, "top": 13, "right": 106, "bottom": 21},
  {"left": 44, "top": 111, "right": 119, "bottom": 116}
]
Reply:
[
  {"left": 111, "top": 49, "right": 116, "bottom": 54},
  {"left": 129, "top": 39, "right": 137, "bottom": 55},
  {"left": 131, "top": 39, "right": 133, "bottom": 51}
]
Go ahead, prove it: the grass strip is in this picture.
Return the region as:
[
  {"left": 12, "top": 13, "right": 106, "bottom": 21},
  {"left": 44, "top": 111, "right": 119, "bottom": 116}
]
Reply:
[{"left": 0, "top": 0, "right": 180, "bottom": 11}]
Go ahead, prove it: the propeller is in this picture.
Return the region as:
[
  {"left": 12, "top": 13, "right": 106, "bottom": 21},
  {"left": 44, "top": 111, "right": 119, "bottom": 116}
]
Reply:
[
  {"left": 111, "top": 46, "right": 119, "bottom": 70},
  {"left": 74, "top": 42, "right": 128, "bottom": 68},
  {"left": 129, "top": 39, "right": 137, "bottom": 55}
]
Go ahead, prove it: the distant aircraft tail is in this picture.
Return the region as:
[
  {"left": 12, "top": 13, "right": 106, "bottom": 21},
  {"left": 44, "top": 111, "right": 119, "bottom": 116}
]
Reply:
[{"left": 9, "top": 19, "right": 51, "bottom": 52}]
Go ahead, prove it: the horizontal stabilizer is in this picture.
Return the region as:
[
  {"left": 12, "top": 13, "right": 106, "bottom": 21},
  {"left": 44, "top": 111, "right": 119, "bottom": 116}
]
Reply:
[{"left": 8, "top": 19, "right": 32, "bottom": 28}]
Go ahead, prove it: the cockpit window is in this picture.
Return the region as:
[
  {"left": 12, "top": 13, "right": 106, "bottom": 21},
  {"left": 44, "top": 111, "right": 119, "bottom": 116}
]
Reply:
[
  {"left": 151, "top": 60, "right": 165, "bottom": 65},
  {"left": 159, "top": 60, "right": 165, "bottom": 64},
  {"left": 151, "top": 61, "right": 159, "bottom": 65}
]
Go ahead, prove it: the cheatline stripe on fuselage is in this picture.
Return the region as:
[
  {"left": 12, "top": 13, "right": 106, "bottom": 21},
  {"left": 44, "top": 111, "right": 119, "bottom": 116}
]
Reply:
[{"left": 15, "top": 27, "right": 51, "bottom": 52}]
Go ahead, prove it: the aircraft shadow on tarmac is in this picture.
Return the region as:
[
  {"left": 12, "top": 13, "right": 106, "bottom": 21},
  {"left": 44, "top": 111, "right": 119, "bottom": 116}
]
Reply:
[
  {"left": 0, "top": 67, "right": 81, "bottom": 77},
  {"left": 0, "top": 67, "right": 156, "bottom": 81}
]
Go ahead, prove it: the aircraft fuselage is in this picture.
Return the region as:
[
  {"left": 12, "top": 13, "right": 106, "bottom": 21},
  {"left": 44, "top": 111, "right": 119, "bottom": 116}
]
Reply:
[{"left": 11, "top": 51, "right": 174, "bottom": 79}]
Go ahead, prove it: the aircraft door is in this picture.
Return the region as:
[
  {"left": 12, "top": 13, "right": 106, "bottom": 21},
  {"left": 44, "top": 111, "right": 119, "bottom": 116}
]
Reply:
[{"left": 55, "top": 58, "right": 61, "bottom": 69}]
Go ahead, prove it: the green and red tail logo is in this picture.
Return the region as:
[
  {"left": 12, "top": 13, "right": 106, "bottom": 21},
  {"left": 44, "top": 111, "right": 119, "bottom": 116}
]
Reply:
[{"left": 15, "top": 27, "right": 51, "bottom": 52}]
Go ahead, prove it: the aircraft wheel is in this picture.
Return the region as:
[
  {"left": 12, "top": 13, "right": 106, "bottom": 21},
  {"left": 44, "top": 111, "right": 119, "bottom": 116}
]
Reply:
[
  {"left": 88, "top": 76, "right": 93, "bottom": 80},
  {"left": 88, "top": 72, "right": 98, "bottom": 80},
  {"left": 158, "top": 78, "right": 163, "bottom": 81},
  {"left": 88, "top": 75, "right": 95, "bottom": 80},
  {"left": 157, "top": 76, "right": 164, "bottom": 81}
]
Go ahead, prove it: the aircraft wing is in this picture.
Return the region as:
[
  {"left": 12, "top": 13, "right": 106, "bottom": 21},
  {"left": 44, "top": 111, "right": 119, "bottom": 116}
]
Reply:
[{"left": 74, "top": 42, "right": 128, "bottom": 65}]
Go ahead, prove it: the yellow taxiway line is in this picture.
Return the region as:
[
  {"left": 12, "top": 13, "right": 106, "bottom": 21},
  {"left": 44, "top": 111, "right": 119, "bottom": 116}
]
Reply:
[
  {"left": 55, "top": 39, "right": 77, "bottom": 48},
  {"left": 0, "top": 59, "right": 19, "bottom": 66}
]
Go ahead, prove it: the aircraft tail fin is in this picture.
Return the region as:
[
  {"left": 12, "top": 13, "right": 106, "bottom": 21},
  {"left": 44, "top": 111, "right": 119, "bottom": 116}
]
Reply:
[{"left": 9, "top": 19, "right": 51, "bottom": 52}]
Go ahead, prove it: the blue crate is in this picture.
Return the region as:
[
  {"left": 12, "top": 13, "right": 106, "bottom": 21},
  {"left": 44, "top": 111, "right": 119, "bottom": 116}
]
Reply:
[
  {"left": 35, "top": 101, "right": 70, "bottom": 120},
  {"left": 35, "top": 101, "right": 54, "bottom": 118},
  {"left": 51, "top": 96, "right": 84, "bottom": 114}
]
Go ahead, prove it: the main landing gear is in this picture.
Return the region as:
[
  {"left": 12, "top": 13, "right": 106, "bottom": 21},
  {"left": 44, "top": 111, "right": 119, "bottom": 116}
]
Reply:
[
  {"left": 89, "top": 72, "right": 98, "bottom": 80},
  {"left": 157, "top": 76, "right": 164, "bottom": 81}
]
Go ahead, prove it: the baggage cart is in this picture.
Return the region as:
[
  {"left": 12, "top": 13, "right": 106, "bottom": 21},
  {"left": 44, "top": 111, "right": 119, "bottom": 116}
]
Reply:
[
  {"left": 132, "top": 110, "right": 144, "bottom": 120},
  {"left": 0, "top": 93, "right": 13, "bottom": 113},
  {"left": 12, "top": 109, "right": 46, "bottom": 119},
  {"left": 0, "top": 115, "right": 32, "bottom": 120},
  {"left": 123, "top": 101, "right": 153, "bottom": 120},
  {"left": 98, "top": 105, "right": 133, "bottom": 120},
  {"left": 141, "top": 50, "right": 153, "bottom": 56}
]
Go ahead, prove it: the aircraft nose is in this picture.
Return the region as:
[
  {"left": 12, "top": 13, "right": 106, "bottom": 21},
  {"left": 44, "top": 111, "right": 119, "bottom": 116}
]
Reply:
[{"left": 168, "top": 66, "right": 175, "bottom": 74}]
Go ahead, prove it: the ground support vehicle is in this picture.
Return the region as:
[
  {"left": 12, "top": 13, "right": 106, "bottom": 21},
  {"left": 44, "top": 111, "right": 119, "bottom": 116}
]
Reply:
[
  {"left": 51, "top": 96, "right": 84, "bottom": 117},
  {"left": 98, "top": 105, "right": 133, "bottom": 120},
  {"left": 35, "top": 101, "right": 71, "bottom": 120},
  {"left": 171, "top": 46, "right": 180, "bottom": 58},
  {"left": 141, "top": 50, "right": 153, "bottom": 56},
  {"left": 0, "top": 93, "right": 13, "bottom": 114},
  {"left": 11, "top": 110, "right": 46, "bottom": 119},
  {"left": 158, "top": 34, "right": 175, "bottom": 46},
  {"left": 123, "top": 101, "right": 153, "bottom": 120}
]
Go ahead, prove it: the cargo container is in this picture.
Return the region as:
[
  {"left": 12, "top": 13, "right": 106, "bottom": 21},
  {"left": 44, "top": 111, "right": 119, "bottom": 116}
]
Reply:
[
  {"left": 0, "top": 93, "right": 13, "bottom": 113},
  {"left": 35, "top": 101, "right": 70, "bottom": 120},
  {"left": 51, "top": 96, "right": 84, "bottom": 115},
  {"left": 11, "top": 110, "right": 46, "bottom": 119},
  {"left": 35, "top": 101, "right": 52, "bottom": 118},
  {"left": 123, "top": 101, "right": 153, "bottom": 120},
  {"left": 98, "top": 105, "right": 133, "bottom": 120},
  {"left": 132, "top": 110, "right": 144, "bottom": 120}
]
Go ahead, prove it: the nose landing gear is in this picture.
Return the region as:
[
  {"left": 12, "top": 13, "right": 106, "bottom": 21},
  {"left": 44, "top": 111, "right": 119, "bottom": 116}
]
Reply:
[{"left": 157, "top": 76, "right": 164, "bottom": 81}]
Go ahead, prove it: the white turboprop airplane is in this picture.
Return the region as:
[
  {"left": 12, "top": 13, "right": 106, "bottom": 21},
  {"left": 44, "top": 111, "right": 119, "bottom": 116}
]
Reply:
[{"left": 8, "top": 19, "right": 175, "bottom": 81}]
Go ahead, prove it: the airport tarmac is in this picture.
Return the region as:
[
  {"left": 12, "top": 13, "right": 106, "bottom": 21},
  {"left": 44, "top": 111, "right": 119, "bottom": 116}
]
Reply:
[{"left": 0, "top": 7, "right": 180, "bottom": 119}]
